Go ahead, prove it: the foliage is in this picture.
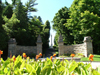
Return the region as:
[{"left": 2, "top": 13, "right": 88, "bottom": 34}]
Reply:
[
  {"left": 53, "top": 0, "right": 100, "bottom": 54},
  {"left": 0, "top": 55, "right": 100, "bottom": 75},
  {"left": 25, "top": 0, "right": 37, "bottom": 12},
  {"left": 1, "top": 0, "right": 50, "bottom": 50},
  {"left": 66, "top": 0, "right": 100, "bottom": 54},
  {"left": 0, "top": 0, "right": 9, "bottom": 50},
  {"left": 2, "top": 13, "right": 20, "bottom": 36},
  {"left": 54, "top": 33, "right": 59, "bottom": 46},
  {"left": 3, "top": 4, "right": 13, "bottom": 18},
  {"left": 42, "top": 20, "right": 50, "bottom": 49},
  {"left": 0, "top": 0, "right": 50, "bottom": 60},
  {"left": 52, "top": 7, "right": 74, "bottom": 47}
]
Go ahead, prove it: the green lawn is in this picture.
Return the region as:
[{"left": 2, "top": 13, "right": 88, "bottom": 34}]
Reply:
[
  {"left": 59, "top": 54, "right": 100, "bottom": 61},
  {"left": 81, "top": 54, "right": 100, "bottom": 61}
]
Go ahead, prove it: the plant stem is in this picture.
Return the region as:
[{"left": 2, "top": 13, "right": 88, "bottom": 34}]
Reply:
[{"left": 63, "top": 57, "right": 64, "bottom": 61}]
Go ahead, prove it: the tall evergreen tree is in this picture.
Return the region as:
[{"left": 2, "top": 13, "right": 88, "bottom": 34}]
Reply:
[
  {"left": 2, "top": 13, "right": 20, "bottom": 37},
  {"left": 27, "top": 16, "right": 43, "bottom": 46},
  {"left": 0, "top": 0, "right": 2, "bottom": 27},
  {"left": 14, "top": 1, "right": 27, "bottom": 29},
  {"left": 42, "top": 20, "right": 50, "bottom": 48},
  {"left": 38, "top": 16, "right": 43, "bottom": 24},
  {"left": 3, "top": 4, "right": 13, "bottom": 19},
  {"left": 0, "top": 0, "right": 8, "bottom": 51},
  {"left": 25, "top": 0, "right": 37, "bottom": 12},
  {"left": 13, "top": 1, "right": 28, "bottom": 45}
]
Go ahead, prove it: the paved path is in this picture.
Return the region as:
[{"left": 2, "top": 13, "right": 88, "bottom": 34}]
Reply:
[
  {"left": 80, "top": 62, "right": 100, "bottom": 69},
  {"left": 45, "top": 48, "right": 56, "bottom": 57}
]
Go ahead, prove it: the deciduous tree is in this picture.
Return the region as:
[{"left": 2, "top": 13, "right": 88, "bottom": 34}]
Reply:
[
  {"left": 66, "top": 0, "right": 100, "bottom": 54},
  {"left": 52, "top": 7, "right": 74, "bottom": 46}
]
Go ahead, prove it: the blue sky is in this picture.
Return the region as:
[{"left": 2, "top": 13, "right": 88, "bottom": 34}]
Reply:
[{"left": 3, "top": 0, "right": 74, "bottom": 46}]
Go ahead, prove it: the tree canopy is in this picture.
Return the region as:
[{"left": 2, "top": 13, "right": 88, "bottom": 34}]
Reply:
[
  {"left": 52, "top": 7, "right": 74, "bottom": 45},
  {"left": 53, "top": 0, "right": 100, "bottom": 54},
  {"left": 0, "top": 0, "right": 50, "bottom": 57}
]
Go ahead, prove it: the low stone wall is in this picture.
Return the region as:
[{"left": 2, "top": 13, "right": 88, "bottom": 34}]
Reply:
[
  {"left": 15, "top": 45, "right": 37, "bottom": 55},
  {"left": 58, "top": 34, "right": 93, "bottom": 57},
  {"left": 8, "top": 35, "right": 42, "bottom": 57},
  {"left": 59, "top": 43, "right": 86, "bottom": 56}
]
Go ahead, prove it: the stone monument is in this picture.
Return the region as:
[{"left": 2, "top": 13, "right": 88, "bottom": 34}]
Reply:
[
  {"left": 51, "top": 35, "right": 53, "bottom": 48},
  {"left": 36, "top": 34, "right": 43, "bottom": 54}
]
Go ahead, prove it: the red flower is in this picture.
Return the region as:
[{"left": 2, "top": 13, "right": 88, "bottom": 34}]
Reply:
[
  {"left": 89, "top": 54, "right": 94, "bottom": 61},
  {"left": 90, "top": 58, "right": 93, "bottom": 61},
  {"left": 53, "top": 54, "right": 56, "bottom": 57},
  {"left": 13, "top": 56, "right": 16, "bottom": 61},
  {"left": 89, "top": 54, "right": 94, "bottom": 58},
  {"left": 71, "top": 54, "right": 75, "bottom": 57},
  {"left": 50, "top": 56, "right": 53, "bottom": 60},
  {"left": 36, "top": 55, "right": 39, "bottom": 60},
  {"left": 23, "top": 53, "right": 27, "bottom": 58},
  {"left": 39, "top": 53, "right": 42, "bottom": 57},
  {"left": 0, "top": 50, "right": 3, "bottom": 55}
]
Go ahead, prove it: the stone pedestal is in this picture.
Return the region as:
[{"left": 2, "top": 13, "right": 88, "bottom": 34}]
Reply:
[
  {"left": 58, "top": 34, "right": 64, "bottom": 56},
  {"left": 36, "top": 35, "right": 42, "bottom": 54},
  {"left": 83, "top": 36, "right": 93, "bottom": 57}
]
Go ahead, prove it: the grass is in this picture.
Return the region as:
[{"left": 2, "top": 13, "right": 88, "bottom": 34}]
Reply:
[
  {"left": 59, "top": 53, "right": 84, "bottom": 58},
  {"left": 81, "top": 54, "right": 100, "bottom": 61},
  {"left": 59, "top": 54, "right": 100, "bottom": 62}
]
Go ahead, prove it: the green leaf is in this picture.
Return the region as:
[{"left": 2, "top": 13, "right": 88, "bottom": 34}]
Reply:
[
  {"left": 63, "top": 68, "right": 69, "bottom": 75},
  {"left": 92, "top": 69, "right": 100, "bottom": 75},
  {"left": 98, "top": 66, "right": 100, "bottom": 73},
  {"left": 14, "top": 61, "right": 22, "bottom": 68},
  {"left": 0, "top": 70, "right": 4, "bottom": 74},
  {"left": 4, "top": 68, "right": 9, "bottom": 74},
  {"left": 14, "top": 68, "right": 20, "bottom": 75},
  {"left": 23, "top": 73, "right": 29, "bottom": 75},
  {"left": 20, "top": 61, "right": 25, "bottom": 69},
  {"left": 69, "top": 61, "right": 78, "bottom": 73},
  {"left": 40, "top": 65, "right": 51, "bottom": 75},
  {"left": 29, "top": 69, "right": 36, "bottom": 75},
  {"left": 36, "top": 66, "right": 41, "bottom": 75},
  {"left": 26, "top": 64, "right": 36, "bottom": 74},
  {"left": 3, "top": 58, "right": 10, "bottom": 67},
  {"left": 57, "top": 65, "right": 65, "bottom": 73},
  {"left": 81, "top": 67, "right": 86, "bottom": 75},
  {"left": 1, "top": 58, "right": 4, "bottom": 63}
]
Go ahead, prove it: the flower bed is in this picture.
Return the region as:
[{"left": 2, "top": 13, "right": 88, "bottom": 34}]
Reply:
[
  {"left": 0, "top": 55, "right": 100, "bottom": 75},
  {"left": 0, "top": 50, "right": 100, "bottom": 75}
]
